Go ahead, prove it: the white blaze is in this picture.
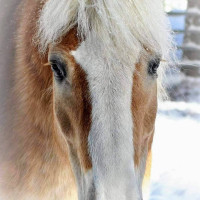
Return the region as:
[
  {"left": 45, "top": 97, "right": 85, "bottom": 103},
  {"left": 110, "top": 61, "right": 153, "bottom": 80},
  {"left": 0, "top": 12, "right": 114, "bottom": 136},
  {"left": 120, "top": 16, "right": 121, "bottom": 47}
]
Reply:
[{"left": 72, "top": 39, "right": 141, "bottom": 200}]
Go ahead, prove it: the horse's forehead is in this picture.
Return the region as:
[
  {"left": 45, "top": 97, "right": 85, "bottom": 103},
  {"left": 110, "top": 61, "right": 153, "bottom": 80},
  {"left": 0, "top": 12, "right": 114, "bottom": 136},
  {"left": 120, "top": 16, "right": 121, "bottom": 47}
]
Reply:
[{"left": 71, "top": 41, "right": 136, "bottom": 77}]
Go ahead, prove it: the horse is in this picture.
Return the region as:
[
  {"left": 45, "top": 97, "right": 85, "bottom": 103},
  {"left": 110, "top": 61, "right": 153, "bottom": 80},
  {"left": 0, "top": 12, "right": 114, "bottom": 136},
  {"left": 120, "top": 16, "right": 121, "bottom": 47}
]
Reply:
[{"left": 0, "top": 0, "right": 173, "bottom": 199}]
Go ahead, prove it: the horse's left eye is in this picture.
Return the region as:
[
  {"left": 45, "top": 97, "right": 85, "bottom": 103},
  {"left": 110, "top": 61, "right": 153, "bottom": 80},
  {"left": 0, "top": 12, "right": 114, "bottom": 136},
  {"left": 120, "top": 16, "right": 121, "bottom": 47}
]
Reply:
[{"left": 148, "top": 58, "right": 160, "bottom": 77}]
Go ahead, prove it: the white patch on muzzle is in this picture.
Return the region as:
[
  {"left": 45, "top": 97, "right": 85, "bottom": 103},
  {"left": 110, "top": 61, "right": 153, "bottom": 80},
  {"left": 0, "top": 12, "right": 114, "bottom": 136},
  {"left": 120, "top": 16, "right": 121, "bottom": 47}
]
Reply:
[{"left": 72, "top": 40, "right": 141, "bottom": 200}]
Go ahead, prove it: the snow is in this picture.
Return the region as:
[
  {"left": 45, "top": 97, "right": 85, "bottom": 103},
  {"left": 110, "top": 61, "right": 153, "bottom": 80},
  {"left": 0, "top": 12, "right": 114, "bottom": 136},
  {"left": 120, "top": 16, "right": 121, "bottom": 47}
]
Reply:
[
  {"left": 188, "top": 25, "right": 200, "bottom": 32},
  {"left": 182, "top": 42, "right": 200, "bottom": 50},
  {"left": 165, "top": 0, "right": 187, "bottom": 12},
  {"left": 150, "top": 75, "right": 200, "bottom": 200},
  {"left": 188, "top": 7, "right": 200, "bottom": 14},
  {"left": 181, "top": 60, "right": 200, "bottom": 68}
]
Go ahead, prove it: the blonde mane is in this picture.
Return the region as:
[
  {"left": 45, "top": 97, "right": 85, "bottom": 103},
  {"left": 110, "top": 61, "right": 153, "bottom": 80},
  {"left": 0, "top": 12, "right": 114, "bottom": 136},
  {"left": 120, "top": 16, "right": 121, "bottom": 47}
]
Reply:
[{"left": 37, "top": 0, "right": 175, "bottom": 97}]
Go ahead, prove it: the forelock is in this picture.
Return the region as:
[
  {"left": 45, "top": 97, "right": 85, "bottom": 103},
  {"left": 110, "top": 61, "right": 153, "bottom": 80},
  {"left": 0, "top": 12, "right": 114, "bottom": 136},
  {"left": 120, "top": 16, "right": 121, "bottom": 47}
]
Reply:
[
  {"left": 37, "top": 0, "right": 176, "bottom": 98},
  {"left": 38, "top": 0, "right": 174, "bottom": 58}
]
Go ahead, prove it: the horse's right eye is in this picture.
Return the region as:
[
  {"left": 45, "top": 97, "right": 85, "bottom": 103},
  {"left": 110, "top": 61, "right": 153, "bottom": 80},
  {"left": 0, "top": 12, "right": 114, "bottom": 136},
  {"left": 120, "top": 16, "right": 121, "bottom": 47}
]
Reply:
[{"left": 50, "top": 59, "right": 67, "bottom": 82}]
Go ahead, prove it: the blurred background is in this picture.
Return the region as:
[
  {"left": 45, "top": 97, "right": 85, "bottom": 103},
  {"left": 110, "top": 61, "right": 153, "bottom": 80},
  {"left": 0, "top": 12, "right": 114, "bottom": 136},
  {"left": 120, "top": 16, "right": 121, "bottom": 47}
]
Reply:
[{"left": 151, "top": 0, "right": 200, "bottom": 200}]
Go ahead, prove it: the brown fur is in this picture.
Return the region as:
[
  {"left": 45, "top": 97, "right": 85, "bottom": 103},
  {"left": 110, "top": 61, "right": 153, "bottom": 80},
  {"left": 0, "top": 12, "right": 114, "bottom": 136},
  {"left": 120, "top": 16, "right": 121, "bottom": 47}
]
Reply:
[
  {"left": 132, "top": 61, "right": 157, "bottom": 192},
  {"left": 50, "top": 44, "right": 92, "bottom": 172},
  {"left": 0, "top": 0, "right": 158, "bottom": 199},
  {"left": 132, "top": 62, "right": 157, "bottom": 166},
  {"left": 0, "top": 1, "right": 77, "bottom": 199}
]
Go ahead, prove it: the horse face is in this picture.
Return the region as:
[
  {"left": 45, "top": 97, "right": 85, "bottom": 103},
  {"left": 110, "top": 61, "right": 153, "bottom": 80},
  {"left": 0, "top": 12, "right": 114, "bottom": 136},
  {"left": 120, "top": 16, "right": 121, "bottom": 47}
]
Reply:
[{"left": 49, "top": 30, "right": 159, "bottom": 200}]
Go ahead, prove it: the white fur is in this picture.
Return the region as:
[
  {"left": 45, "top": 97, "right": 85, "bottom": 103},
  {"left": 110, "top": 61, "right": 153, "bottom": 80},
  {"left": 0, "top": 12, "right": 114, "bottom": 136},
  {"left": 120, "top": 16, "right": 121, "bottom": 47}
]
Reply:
[
  {"left": 68, "top": 144, "right": 94, "bottom": 200},
  {"left": 135, "top": 147, "right": 149, "bottom": 198},
  {"left": 72, "top": 41, "right": 140, "bottom": 200}
]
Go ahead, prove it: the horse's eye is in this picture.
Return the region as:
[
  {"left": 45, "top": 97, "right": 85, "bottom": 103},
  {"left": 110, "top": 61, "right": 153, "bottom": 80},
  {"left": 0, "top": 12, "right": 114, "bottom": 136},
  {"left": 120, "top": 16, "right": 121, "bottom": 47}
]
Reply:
[
  {"left": 50, "top": 60, "right": 66, "bottom": 81},
  {"left": 148, "top": 58, "right": 160, "bottom": 77}
]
